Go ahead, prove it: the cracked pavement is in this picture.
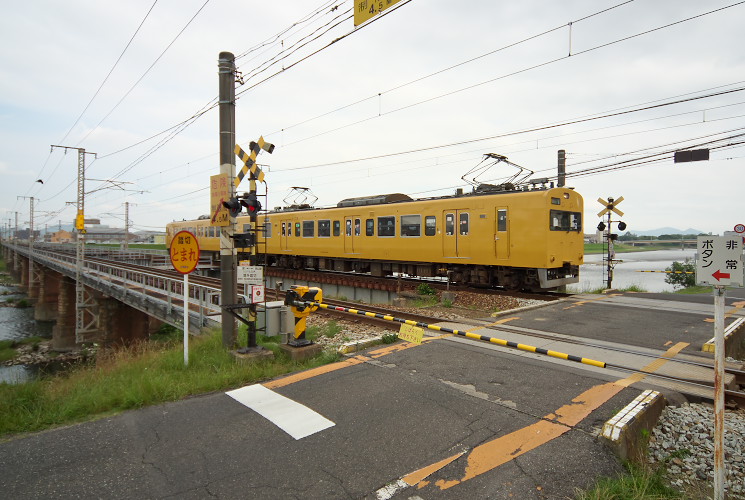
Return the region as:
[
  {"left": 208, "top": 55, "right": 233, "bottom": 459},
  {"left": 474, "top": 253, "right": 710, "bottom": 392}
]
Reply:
[{"left": 0, "top": 337, "right": 638, "bottom": 499}]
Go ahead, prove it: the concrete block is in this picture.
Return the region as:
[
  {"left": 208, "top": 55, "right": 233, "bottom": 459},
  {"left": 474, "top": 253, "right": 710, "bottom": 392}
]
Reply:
[
  {"left": 600, "top": 389, "right": 665, "bottom": 462},
  {"left": 279, "top": 342, "right": 323, "bottom": 361},
  {"left": 232, "top": 348, "right": 275, "bottom": 364}
]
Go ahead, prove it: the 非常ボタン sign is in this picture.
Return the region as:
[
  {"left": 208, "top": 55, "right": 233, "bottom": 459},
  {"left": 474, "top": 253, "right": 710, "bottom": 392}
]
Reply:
[
  {"left": 696, "top": 235, "right": 743, "bottom": 287},
  {"left": 170, "top": 230, "right": 200, "bottom": 274}
]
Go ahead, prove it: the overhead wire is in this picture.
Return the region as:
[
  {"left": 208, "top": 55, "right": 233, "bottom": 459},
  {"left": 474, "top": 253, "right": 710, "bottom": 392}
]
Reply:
[{"left": 73, "top": 0, "right": 212, "bottom": 147}]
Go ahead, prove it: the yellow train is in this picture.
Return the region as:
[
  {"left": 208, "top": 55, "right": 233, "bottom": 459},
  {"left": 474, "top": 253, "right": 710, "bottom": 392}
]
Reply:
[{"left": 166, "top": 187, "right": 584, "bottom": 290}]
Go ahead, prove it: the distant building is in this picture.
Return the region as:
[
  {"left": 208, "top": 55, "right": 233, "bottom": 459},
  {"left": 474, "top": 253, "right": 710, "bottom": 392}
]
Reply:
[{"left": 49, "top": 230, "right": 73, "bottom": 243}]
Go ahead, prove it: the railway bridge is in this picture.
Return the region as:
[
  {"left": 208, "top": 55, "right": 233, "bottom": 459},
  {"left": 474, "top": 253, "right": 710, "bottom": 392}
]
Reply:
[{"left": 1, "top": 241, "right": 220, "bottom": 350}]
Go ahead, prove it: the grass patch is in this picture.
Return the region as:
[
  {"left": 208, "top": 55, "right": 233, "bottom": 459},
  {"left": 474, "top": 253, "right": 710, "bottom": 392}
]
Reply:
[
  {"left": 0, "top": 328, "right": 341, "bottom": 437},
  {"left": 574, "top": 462, "right": 682, "bottom": 499}
]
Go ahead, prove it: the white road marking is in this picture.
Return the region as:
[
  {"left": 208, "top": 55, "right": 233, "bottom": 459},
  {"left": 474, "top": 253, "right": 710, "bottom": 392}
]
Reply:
[{"left": 226, "top": 384, "right": 335, "bottom": 440}]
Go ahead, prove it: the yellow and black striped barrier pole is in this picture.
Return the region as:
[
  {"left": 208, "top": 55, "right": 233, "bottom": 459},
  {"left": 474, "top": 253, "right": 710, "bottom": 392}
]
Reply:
[
  {"left": 292, "top": 300, "right": 606, "bottom": 368},
  {"left": 636, "top": 270, "right": 695, "bottom": 274}
]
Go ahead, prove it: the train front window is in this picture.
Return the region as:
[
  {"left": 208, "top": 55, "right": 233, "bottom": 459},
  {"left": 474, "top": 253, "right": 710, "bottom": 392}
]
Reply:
[
  {"left": 549, "top": 210, "right": 582, "bottom": 231},
  {"left": 401, "top": 215, "right": 421, "bottom": 237},
  {"left": 377, "top": 216, "right": 395, "bottom": 237}
]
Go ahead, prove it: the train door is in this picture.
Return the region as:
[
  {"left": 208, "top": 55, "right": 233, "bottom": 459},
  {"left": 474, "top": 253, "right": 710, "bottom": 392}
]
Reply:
[
  {"left": 495, "top": 207, "right": 509, "bottom": 259},
  {"left": 344, "top": 216, "right": 360, "bottom": 253},
  {"left": 280, "top": 219, "right": 292, "bottom": 251},
  {"left": 443, "top": 210, "right": 469, "bottom": 257}
]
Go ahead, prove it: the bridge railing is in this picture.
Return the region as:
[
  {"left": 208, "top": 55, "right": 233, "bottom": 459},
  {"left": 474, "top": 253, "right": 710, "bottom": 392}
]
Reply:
[{"left": 6, "top": 243, "right": 223, "bottom": 328}]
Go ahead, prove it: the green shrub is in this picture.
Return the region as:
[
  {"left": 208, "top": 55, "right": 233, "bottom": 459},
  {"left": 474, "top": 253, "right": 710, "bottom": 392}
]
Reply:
[
  {"left": 416, "top": 283, "right": 436, "bottom": 296},
  {"left": 664, "top": 260, "right": 696, "bottom": 289}
]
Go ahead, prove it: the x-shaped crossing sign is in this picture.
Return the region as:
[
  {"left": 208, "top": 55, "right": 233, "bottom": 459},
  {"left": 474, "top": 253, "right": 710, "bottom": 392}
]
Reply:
[{"left": 597, "top": 196, "right": 624, "bottom": 218}]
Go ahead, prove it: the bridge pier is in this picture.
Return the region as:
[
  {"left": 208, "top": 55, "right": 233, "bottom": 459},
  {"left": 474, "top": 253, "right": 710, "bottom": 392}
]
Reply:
[
  {"left": 52, "top": 276, "right": 77, "bottom": 351},
  {"left": 97, "top": 296, "right": 150, "bottom": 345},
  {"left": 19, "top": 257, "right": 28, "bottom": 289},
  {"left": 35, "top": 268, "right": 61, "bottom": 322}
]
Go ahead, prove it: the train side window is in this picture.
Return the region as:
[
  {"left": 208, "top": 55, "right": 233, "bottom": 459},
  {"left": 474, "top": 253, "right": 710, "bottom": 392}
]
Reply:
[
  {"left": 365, "top": 219, "right": 374, "bottom": 236},
  {"left": 459, "top": 213, "right": 469, "bottom": 235},
  {"left": 295, "top": 223, "right": 301, "bottom": 237},
  {"left": 303, "top": 221, "right": 314, "bottom": 237},
  {"left": 346, "top": 220, "right": 352, "bottom": 236},
  {"left": 354, "top": 219, "right": 361, "bottom": 236},
  {"left": 425, "top": 216, "right": 436, "bottom": 236},
  {"left": 498, "top": 209, "right": 507, "bottom": 231},
  {"left": 377, "top": 216, "right": 395, "bottom": 237},
  {"left": 445, "top": 214, "right": 454, "bottom": 235},
  {"left": 263, "top": 219, "right": 272, "bottom": 238},
  {"left": 401, "top": 215, "right": 421, "bottom": 237},
  {"left": 318, "top": 219, "right": 330, "bottom": 237},
  {"left": 333, "top": 220, "right": 340, "bottom": 237}
]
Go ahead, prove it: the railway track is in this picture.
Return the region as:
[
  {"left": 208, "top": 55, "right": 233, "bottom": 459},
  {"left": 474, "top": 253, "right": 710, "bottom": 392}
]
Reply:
[
  {"left": 288, "top": 294, "right": 745, "bottom": 407},
  {"left": 83, "top": 254, "right": 745, "bottom": 406}
]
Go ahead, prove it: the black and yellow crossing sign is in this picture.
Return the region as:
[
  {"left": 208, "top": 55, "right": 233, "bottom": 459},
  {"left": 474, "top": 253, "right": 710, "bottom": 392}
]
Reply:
[
  {"left": 597, "top": 196, "right": 624, "bottom": 218},
  {"left": 234, "top": 136, "right": 274, "bottom": 188}
]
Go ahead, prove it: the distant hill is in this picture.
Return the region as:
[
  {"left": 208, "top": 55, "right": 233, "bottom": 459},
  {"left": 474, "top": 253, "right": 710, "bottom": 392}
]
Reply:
[{"left": 633, "top": 227, "right": 705, "bottom": 237}]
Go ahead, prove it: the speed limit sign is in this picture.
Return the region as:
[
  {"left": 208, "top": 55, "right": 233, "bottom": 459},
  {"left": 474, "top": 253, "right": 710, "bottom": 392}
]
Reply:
[{"left": 735, "top": 224, "right": 745, "bottom": 233}]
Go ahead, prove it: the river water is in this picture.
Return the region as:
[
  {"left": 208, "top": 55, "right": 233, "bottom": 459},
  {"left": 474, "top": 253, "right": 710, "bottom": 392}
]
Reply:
[
  {"left": 0, "top": 284, "right": 54, "bottom": 384},
  {"left": 568, "top": 248, "right": 697, "bottom": 293}
]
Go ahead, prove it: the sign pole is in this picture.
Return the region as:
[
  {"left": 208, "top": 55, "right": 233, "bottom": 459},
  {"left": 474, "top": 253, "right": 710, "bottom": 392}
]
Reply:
[
  {"left": 170, "top": 230, "right": 200, "bottom": 367},
  {"left": 184, "top": 272, "right": 189, "bottom": 366},
  {"left": 713, "top": 285, "right": 725, "bottom": 500}
]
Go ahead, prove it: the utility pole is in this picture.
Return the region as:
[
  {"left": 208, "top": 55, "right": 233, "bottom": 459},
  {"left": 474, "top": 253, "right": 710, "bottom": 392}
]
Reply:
[
  {"left": 17, "top": 196, "right": 35, "bottom": 287},
  {"left": 51, "top": 145, "right": 97, "bottom": 343},
  {"left": 124, "top": 201, "right": 130, "bottom": 250},
  {"left": 218, "top": 51, "right": 237, "bottom": 348}
]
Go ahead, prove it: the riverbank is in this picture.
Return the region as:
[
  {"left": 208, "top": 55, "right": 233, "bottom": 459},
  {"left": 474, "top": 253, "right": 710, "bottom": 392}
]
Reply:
[{"left": 583, "top": 242, "right": 690, "bottom": 254}]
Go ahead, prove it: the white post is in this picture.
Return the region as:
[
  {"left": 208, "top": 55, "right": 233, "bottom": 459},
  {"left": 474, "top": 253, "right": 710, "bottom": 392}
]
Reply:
[
  {"left": 184, "top": 273, "right": 189, "bottom": 366},
  {"left": 713, "top": 286, "right": 725, "bottom": 500}
]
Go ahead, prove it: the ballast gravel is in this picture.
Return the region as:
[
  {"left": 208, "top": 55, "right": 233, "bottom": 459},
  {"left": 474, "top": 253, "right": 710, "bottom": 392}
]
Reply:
[{"left": 648, "top": 402, "right": 745, "bottom": 499}]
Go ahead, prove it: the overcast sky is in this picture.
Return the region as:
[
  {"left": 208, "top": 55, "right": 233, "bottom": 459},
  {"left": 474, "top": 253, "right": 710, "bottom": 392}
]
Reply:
[{"left": 1, "top": 0, "right": 743, "bottom": 236}]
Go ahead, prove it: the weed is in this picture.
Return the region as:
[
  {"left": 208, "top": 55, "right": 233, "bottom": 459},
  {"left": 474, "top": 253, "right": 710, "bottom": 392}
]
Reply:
[
  {"left": 0, "top": 328, "right": 342, "bottom": 437},
  {"left": 441, "top": 299, "right": 453, "bottom": 308},
  {"left": 574, "top": 462, "right": 682, "bottom": 499},
  {"left": 15, "top": 299, "right": 31, "bottom": 308},
  {"left": 381, "top": 333, "right": 398, "bottom": 344},
  {"left": 416, "top": 283, "right": 437, "bottom": 296}
]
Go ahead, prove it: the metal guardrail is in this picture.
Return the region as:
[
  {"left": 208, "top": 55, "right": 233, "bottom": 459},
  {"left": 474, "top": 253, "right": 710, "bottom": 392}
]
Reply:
[{"left": 5, "top": 242, "right": 221, "bottom": 330}]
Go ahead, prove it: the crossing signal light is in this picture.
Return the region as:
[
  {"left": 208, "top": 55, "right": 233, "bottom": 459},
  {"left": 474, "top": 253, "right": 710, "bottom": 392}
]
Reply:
[
  {"left": 232, "top": 232, "right": 255, "bottom": 248},
  {"left": 222, "top": 197, "right": 242, "bottom": 218},
  {"left": 242, "top": 192, "right": 262, "bottom": 214}
]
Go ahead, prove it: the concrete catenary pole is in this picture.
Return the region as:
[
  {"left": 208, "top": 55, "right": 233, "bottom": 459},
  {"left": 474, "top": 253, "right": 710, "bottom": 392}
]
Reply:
[
  {"left": 218, "top": 51, "right": 237, "bottom": 348},
  {"left": 557, "top": 149, "right": 566, "bottom": 188},
  {"left": 124, "top": 201, "right": 130, "bottom": 250}
]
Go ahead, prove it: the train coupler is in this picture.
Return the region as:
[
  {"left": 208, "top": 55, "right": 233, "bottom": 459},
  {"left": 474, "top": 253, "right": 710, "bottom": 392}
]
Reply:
[{"left": 284, "top": 285, "right": 323, "bottom": 347}]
